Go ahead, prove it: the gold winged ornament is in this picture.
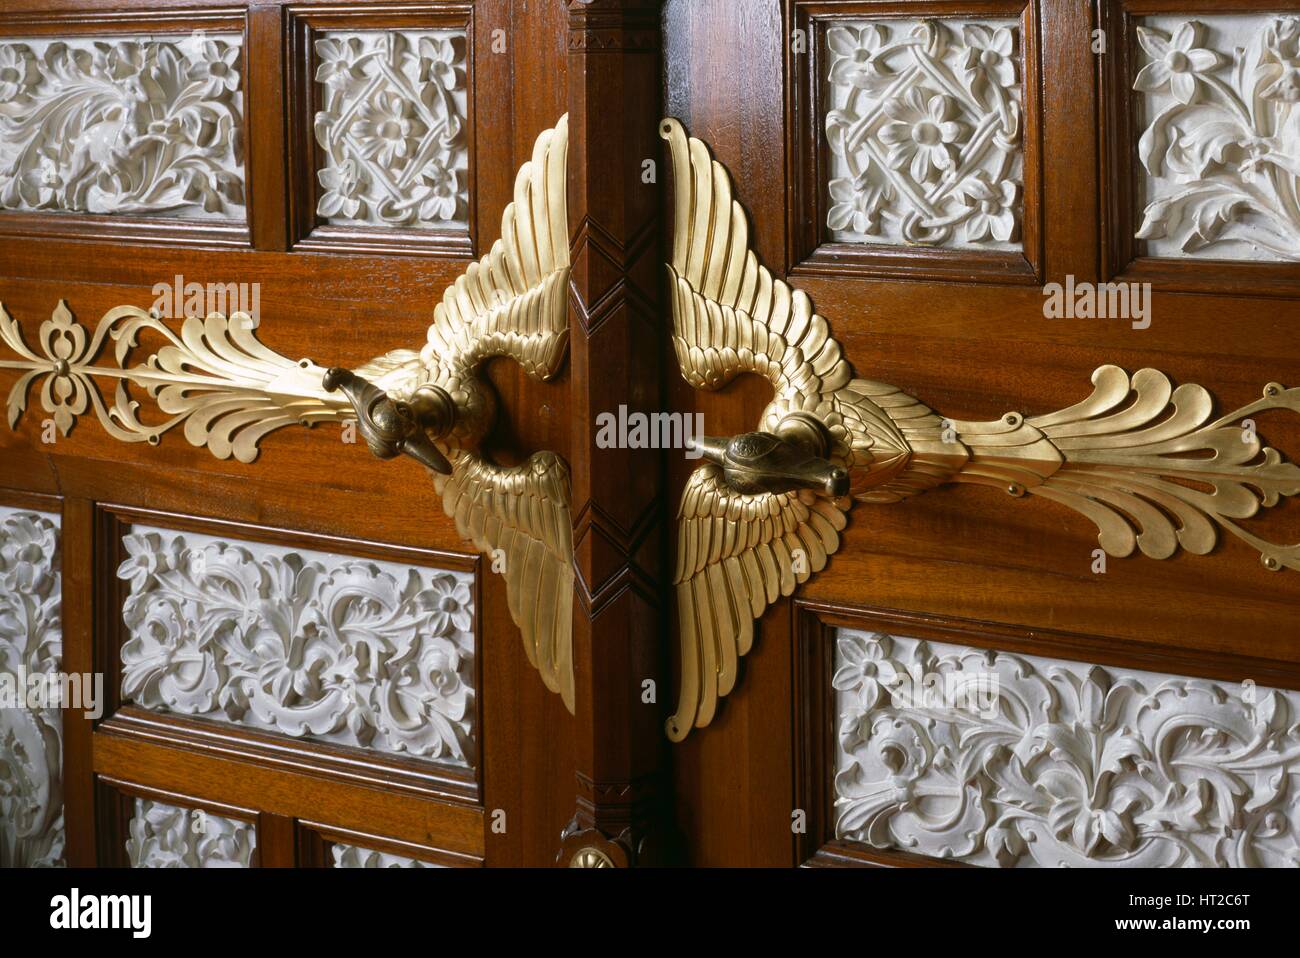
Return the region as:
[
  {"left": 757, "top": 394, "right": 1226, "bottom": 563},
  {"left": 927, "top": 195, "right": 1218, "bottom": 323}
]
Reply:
[
  {"left": 661, "top": 117, "right": 1300, "bottom": 742},
  {"left": 0, "top": 117, "right": 576, "bottom": 711}
]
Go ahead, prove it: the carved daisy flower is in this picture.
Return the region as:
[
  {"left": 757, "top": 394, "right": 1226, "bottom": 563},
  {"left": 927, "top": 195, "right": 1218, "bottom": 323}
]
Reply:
[
  {"left": 961, "top": 172, "right": 1020, "bottom": 243},
  {"left": 416, "top": 161, "right": 462, "bottom": 223},
  {"left": 0, "top": 44, "right": 38, "bottom": 100},
  {"left": 186, "top": 39, "right": 240, "bottom": 95},
  {"left": 413, "top": 35, "right": 461, "bottom": 92},
  {"left": 314, "top": 37, "right": 363, "bottom": 91},
  {"left": 1260, "top": 17, "right": 1300, "bottom": 103},
  {"left": 355, "top": 92, "right": 425, "bottom": 168},
  {"left": 1134, "top": 22, "right": 1223, "bottom": 105},
  {"left": 317, "top": 157, "right": 367, "bottom": 219},
  {"left": 826, "top": 171, "right": 892, "bottom": 236},
  {"left": 961, "top": 24, "right": 1017, "bottom": 90},
  {"left": 879, "top": 89, "right": 968, "bottom": 183},
  {"left": 423, "top": 572, "right": 473, "bottom": 634},
  {"left": 827, "top": 24, "right": 892, "bottom": 93}
]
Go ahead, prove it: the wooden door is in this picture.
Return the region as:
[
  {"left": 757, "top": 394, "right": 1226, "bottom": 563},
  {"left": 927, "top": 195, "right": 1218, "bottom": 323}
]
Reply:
[
  {"left": 0, "top": 0, "right": 639, "bottom": 869},
  {"left": 662, "top": 0, "right": 1300, "bottom": 868}
]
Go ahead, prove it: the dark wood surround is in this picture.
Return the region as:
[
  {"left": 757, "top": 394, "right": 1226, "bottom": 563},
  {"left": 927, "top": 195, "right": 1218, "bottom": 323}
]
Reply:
[{"left": 1, "top": 0, "right": 1298, "bottom": 869}]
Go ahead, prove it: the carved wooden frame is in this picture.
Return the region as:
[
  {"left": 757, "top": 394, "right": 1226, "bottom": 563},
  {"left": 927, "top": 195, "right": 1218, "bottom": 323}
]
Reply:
[
  {"left": 1098, "top": 0, "right": 1300, "bottom": 296},
  {"left": 285, "top": 1, "right": 480, "bottom": 257},
  {"left": 0, "top": 6, "right": 253, "bottom": 250},
  {"left": 792, "top": 600, "right": 1300, "bottom": 867},
  {"left": 786, "top": 0, "right": 1045, "bottom": 285},
  {"left": 94, "top": 503, "right": 485, "bottom": 808}
]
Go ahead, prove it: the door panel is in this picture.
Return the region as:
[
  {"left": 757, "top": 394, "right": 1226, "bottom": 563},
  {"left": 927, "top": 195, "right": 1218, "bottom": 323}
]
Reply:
[
  {"left": 663, "top": 0, "right": 1300, "bottom": 866},
  {"left": 0, "top": 0, "right": 578, "bottom": 867}
]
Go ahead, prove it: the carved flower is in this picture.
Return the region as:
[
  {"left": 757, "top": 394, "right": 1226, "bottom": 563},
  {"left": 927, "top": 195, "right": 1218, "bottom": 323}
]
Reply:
[
  {"left": 0, "top": 513, "right": 58, "bottom": 598},
  {"left": 879, "top": 89, "right": 968, "bottom": 182},
  {"left": 416, "top": 161, "right": 462, "bottom": 223},
  {"left": 377, "top": 634, "right": 472, "bottom": 760},
  {"left": 961, "top": 24, "right": 1017, "bottom": 90},
  {"left": 355, "top": 91, "right": 425, "bottom": 167},
  {"left": 826, "top": 172, "right": 892, "bottom": 236},
  {"left": 412, "top": 35, "right": 461, "bottom": 92},
  {"left": 1134, "top": 23, "right": 1223, "bottom": 105},
  {"left": 422, "top": 572, "right": 473, "bottom": 634},
  {"left": 1260, "top": 17, "right": 1300, "bottom": 102},
  {"left": 961, "top": 173, "right": 1020, "bottom": 242},
  {"left": 34, "top": 302, "right": 93, "bottom": 436},
  {"left": 827, "top": 24, "right": 892, "bottom": 93},
  {"left": 832, "top": 633, "right": 901, "bottom": 714},
  {"left": 185, "top": 39, "right": 240, "bottom": 96},
  {"left": 314, "top": 37, "right": 362, "bottom": 91},
  {"left": 317, "top": 157, "right": 367, "bottom": 219},
  {"left": 0, "top": 44, "right": 38, "bottom": 100}
]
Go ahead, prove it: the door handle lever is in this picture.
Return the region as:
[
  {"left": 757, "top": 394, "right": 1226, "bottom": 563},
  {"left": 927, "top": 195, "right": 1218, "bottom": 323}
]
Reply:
[
  {"left": 694, "top": 413, "right": 848, "bottom": 498},
  {"left": 322, "top": 367, "right": 453, "bottom": 475}
]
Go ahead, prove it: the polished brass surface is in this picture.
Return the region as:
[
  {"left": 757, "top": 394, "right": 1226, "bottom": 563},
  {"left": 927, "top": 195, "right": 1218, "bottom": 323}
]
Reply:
[
  {"left": 661, "top": 116, "right": 1300, "bottom": 742},
  {"left": 1, "top": 117, "right": 577, "bottom": 712}
]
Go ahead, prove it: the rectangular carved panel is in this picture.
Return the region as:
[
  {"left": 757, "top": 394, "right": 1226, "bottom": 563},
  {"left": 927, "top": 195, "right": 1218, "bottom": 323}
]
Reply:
[
  {"left": 0, "top": 504, "right": 63, "bottom": 867},
  {"left": 823, "top": 17, "right": 1024, "bottom": 250},
  {"left": 331, "top": 842, "right": 442, "bottom": 868},
  {"left": 313, "top": 29, "right": 468, "bottom": 230},
  {"left": 117, "top": 524, "right": 477, "bottom": 768},
  {"left": 0, "top": 35, "right": 246, "bottom": 220},
  {"left": 126, "top": 798, "right": 255, "bottom": 867},
  {"left": 1131, "top": 13, "right": 1300, "bottom": 261},
  {"left": 833, "top": 627, "right": 1300, "bottom": 867}
]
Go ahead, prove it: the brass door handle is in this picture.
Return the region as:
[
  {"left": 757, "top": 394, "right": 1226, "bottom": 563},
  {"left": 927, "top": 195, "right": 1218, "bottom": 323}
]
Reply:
[
  {"left": 0, "top": 117, "right": 578, "bottom": 713},
  {"left": 693, "top": 414, "right": 848, "bottom": 497},
  {"left": 660, "top": 117, "right": 1300, "bottom": 742},
  {"left": 322, "top": 367, "right": 453, "bottom": 475}
]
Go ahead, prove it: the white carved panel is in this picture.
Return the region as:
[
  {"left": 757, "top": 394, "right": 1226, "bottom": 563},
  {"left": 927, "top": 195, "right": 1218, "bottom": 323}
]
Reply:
[
  {"left": 0, "top": 506, "right": 64, "bottom": 868},
  {"left": 833, "top": 629, "right": 1300, "bottom": 867},
  {"left": 314, "top": 29, "right": 468, "bottom": 229},
  {"left": 126, "top": 799, "right": 255, "bottom": 867},
  {"left": 118, "top": 525, "right": 477, "bottom": 767},
  {"left": 1133, "top": 15, "right": 1300, "bottom": 260},
  {"left": 0, "top": 35, "right": 246, "bottom": 219},
  {"left": 823, "top": 18, "right": 1024, "bottom": 249},
  {"left": 331, "top": 842, "right": 442, "bottom": 868}
]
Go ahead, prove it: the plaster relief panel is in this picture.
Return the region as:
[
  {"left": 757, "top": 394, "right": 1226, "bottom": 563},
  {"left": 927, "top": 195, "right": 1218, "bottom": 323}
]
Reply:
[
  {"left": 331, "top": 843, "right": 442, "bottom": 868},
  {"left": 0, "top": 35, "right": 246, "bottom": 220},
  {"left": 834, "top": 629, "right": 1300, "bottom": 867},
  {"left": 313, "top": 29, "right": 468, "bottom": 229},
  {"left": 118, "top": 525, "right": 477, "bottom": 768},
  {"left": 823, "top": 18, "right": 1024, "bottom": 249},
  {"left": 0, "top": 506, "right": 64, "bottom": 868},
  {"left": 1133, "top": 14, "right": 1300, "bottom": 261},
  {"left": 127, "top": 799, "right": 255, "bottom": 867}
]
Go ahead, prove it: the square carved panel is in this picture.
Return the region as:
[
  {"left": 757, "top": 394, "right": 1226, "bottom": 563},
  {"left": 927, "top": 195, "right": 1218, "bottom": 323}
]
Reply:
[{"left": 790, "top": 0, "right": 1043, "bottom": 283}]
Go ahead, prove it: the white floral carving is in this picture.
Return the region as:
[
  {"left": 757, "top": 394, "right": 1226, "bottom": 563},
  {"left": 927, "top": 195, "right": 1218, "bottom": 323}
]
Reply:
[
  {"left": 331, "top": 842, "right": 441, "bottom": 868},
  {"left": 1134, "top": 15, "right": 1300, "bottom": 260},
  {"left": 313, "top": 30, "right": 468, "bottom": 229},
  {"left": 0, "top": 506, "right": 64, "bottom": 868},
  {"left": 0, "top": 35, "right": 245, "bottom": 219},
  {"left": 118, "top": 525, "right": 476, "bottom": 767},
  {"left": 834, "top": 629, "right": 1300, "bottom": 867},
  {"left": 126, "top": 799, "right": 255, "bottom": 867},
  {"left": 824, "top": 19, "right": 1023, "bottom": 249}
]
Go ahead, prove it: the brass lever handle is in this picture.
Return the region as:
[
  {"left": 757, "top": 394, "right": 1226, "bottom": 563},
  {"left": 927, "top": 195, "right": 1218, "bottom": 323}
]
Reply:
[
  {"left": 694, "top": 413, "right": 848, "bottom": 497},
  {"left": 322, "top": 367, "right": 454, "bottom": 475}
]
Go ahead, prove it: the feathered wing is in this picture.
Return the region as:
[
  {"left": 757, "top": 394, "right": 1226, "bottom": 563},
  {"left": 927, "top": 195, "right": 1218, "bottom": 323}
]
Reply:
[
  {"left": 661, "top": 118, "right": 865, "bottom": 738},
  {"left": 668, "top": 466, "right": 847, "bottom": 741},
  {"left": 435, "top": 451, "right": 575, "bottom": 711},
  {"left": 425, "top": 115, "right": 571, "bottom": 381}
]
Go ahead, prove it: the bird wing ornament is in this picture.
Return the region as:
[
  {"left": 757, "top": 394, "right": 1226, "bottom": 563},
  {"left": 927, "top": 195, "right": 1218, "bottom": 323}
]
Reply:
[
  {"left": 660, "top": 117, "right": 1300, "bottom": 742},
  {"left": 0, "top": 116, "right": 576, "bottom": 712}
]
